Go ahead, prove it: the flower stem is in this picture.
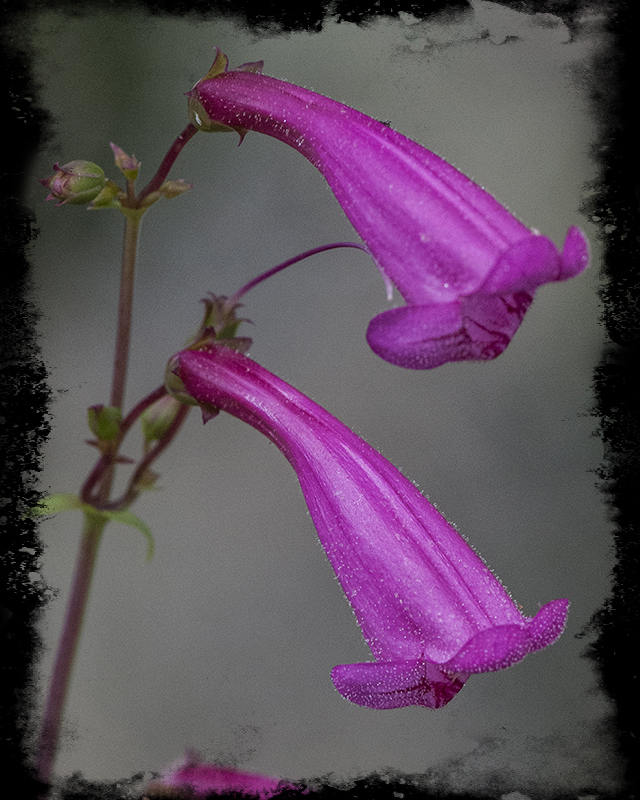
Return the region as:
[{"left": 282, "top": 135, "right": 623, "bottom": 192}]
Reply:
[
  {"left": 226, "top": 242, "right": 368, "bottom": 307},
  {"left": 36, "top": 515, "right": 106, "bottom": 787},
  {"left": 37, "top": 122, "right": 199, "bottom": 792},
  {"left": 138, "top": 122, "right": 198, "bottom": 201},
  {"left": 109, "top": 403, "right": 190, "bottom": 511},
  {"left": 110, "top": 212, "right": 143, "bottom": 411},
  {"left": 37, "top": 185, "right": 143, "bottom": 796},
  {"left": 80, "top": 385, "right": 168, "bottom": 507}
]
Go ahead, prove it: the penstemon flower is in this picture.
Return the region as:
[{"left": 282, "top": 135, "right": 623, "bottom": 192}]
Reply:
[
  {"left": 144, "top": 752, "right": 293, "bottom": 798},
  {"left": 187, "top": 49, "right": 590, "bottom": 369},
  {"left": 171, "top": 344, "right": 569, "bottom": 710}
]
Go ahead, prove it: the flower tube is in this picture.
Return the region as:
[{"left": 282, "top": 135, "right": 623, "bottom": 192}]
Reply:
[
  {"left": 188, "top": 50, "right": 589, "bottom": 369},
  {"left": 145, "top": 752, "right": 292, "bottom": 797},
  {"left": 172, "top": 344, "right": 568, "bottom": 710}
]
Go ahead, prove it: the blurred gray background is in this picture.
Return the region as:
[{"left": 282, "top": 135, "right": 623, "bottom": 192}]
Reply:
[{"left": 24, "top": 2, "right": 622, "bottom": 794}]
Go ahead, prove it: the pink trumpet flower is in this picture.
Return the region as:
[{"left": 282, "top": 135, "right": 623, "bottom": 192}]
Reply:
[
  {"left": 173, "top": 344, "right": 568, "bottom": 710},
  {"left": 187, "top": 49, "right": 589, "bottom": 369},
  {"left": 145, "top": 751, "right": 292, "bottom": 797}
]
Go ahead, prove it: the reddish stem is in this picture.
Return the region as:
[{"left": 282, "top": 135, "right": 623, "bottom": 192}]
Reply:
[
  {"left": 37, "top": 122, "right": 200, "bottom": 791},
  {"left": 80, "top": 385, "right": 167, "bottom": 506},
  {"left": 226, "top": 242, "right": 368, "bottom": 308},
  {"left": 110, "top": 213, "right": 142, "bottom": 412},
  {"left": 36, "top": 517, "right": 105, "bottom": 786},
  {"left": 138, "top": 123, "right": 198, "bottom": 200},
  {"left": 108, "top": 403, "right": 190, "bottom": 511}
]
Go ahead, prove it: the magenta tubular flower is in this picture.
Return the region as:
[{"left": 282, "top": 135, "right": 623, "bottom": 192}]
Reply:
[
  {"left": 174, "top": 345, "right": 568, "bottom": 710},
  {"left": 146, "top": 752, "right": 291, "bottom": 797},
  {"left": 188, "top": 51, "right": 589, "bottom": 369}
]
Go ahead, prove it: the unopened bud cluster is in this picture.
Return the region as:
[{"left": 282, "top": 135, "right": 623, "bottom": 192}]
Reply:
[{"left": 41, "top": 144, "right": 191, "bottom": 212}]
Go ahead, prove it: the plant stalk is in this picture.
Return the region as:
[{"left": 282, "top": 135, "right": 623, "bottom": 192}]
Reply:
[
  {"left": 138, "top": 122, "right": 198, "bottom": 200},
  {"left": 110, "top": 212, "right": 143, "bottom": 412},
  {"left": 36, "top": 516, "right": 106, "bottom": 786},
  {"left": 37, "top": 120, "right": 200, "bottom": 792}
]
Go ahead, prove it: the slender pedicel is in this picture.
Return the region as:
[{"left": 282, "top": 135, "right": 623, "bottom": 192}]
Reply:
[{"left": 225, "top": 241, "right": 369, "bottom": 308}]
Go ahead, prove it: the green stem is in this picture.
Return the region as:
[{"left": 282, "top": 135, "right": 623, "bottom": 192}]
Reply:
[
  {"left": 37, "top": 122, "right": 199, "bottom": 792},
  {"left": 36, "top": 516, "right": 106, "bottom": 787},
  {"left": 110, "top": 212, "right": 143, "bottom": 412},
  {"left": 36, "top": 212, "right": 143, "bottom": 793}
]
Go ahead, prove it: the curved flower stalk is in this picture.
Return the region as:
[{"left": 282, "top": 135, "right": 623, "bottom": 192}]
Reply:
[
  {"left": 172, "top": 345, "right": 568, "bottom": 710},
  {"left": 188, "top": 50, "right": 590, "bottom": 369}
]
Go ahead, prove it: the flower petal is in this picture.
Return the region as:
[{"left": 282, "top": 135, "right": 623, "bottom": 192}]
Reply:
[
  {"left": 366, "top": 291, "right": 533, "bottom": 369},
  {"left": 476, "top": 234, "right": 560, "bottom": 295},
  {"left": 331, "top": 660, "right": 469, "bottom": 710},
  {"left": 441, "top": 598, "right": 569, "bottom": 673},
  {"left": 559, "top": 224, "right": 591, "bottom": 280}
]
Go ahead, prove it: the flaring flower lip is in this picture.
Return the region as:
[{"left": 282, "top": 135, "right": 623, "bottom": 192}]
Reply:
[
  {"left": 175, "top": 345, "right": 569, "bottom": 710},
  {"left": 189, "top": 51, "right": 589, "bottom": 369}
]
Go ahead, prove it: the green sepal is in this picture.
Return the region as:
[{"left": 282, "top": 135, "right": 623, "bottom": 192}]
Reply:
[
  {"left": 28, "top": 493, "right": 154, "bottom": 561},
  {"left": 187, "top": 49, "right": 256, "bottom": 140},
  {"left": 89, "top": 179, "right": 124, "bottom": 209}
]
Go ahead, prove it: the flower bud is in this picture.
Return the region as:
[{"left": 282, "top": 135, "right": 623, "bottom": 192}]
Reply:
[
  {"left": 87, "top": 404, "right": 122, "bottom": 441},
  {"left": 139, "top": 179, "right": 193, "bottom": 208},
  {"left": 40, "top": 161, "right": 106, "bottom": 206},
  {"left": 140, "top": 395, "right": 183, "bottom": 448},
  {"left": 156, "top": 179, "right": 192, "bottom": 199},
  {"left": 110, "top": 143, "right": 141, "bottom": 180},
  {"left": 185, "top": 294, "right": 252, "bottom": 350}
]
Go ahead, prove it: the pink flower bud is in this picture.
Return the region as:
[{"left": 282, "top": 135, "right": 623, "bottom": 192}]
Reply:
[
  {"left": 40, "top": 160, "right": 106, "bottom": 206},
  {"left": 110, "top": 142, "right": 141, "bottom": 180}
]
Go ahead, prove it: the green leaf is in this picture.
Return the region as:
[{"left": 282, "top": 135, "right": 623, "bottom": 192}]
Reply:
[
  {"left": 27, "top": 493, "right": 85, "bottom": 516},
  {"left": 101, "top": 509, "right": 155, "bottom": 561},
  {"left": 28, "top": 494, "right": 155, "bottom": 561}
]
